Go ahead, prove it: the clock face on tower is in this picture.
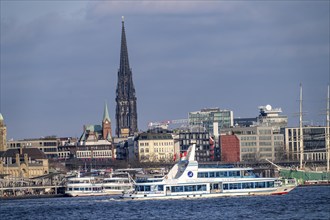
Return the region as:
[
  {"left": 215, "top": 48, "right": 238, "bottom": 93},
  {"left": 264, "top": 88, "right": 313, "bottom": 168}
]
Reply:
[{"left": 105, "top": 121, "right": 108, "bottom": 124}]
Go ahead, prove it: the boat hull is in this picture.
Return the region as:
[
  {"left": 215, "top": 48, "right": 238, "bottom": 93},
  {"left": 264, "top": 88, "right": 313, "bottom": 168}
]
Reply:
[{"left": 121, "top": 185, "right": 296, "bottom": 200}]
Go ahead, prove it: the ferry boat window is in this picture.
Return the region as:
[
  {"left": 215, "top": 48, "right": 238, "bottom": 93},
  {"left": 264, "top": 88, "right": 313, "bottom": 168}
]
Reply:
[
  {"left": 266, "top": 181, "right": 274, "bottom": 188},
  {"left": 145, "top": 186, "right": 151, "bottom": 191},
  {"left": 242, "top": 182, "right": 254, "bottom": 189},
  {"left": 229, "top": 183, "right": 241, "bottom": 189},
  {"left": 255, "top": 182, "right": 266, "bottom": 188},
  {"left": 172, "top": 186, "right": 184, "bottom": 192},
  {"left": 158, "top": 185, "right": 164, "bottom": 191},
  {"left": 209, "top": 172, "right": 215, "bottom": 178},
  {"left": 223, "top": 184, "right": 229, "bottom": 190},
  {"left": 197, "top": 185, "right": 206, "bottom": 191},
  {"left": 184, "top": 185, "right": 193, "bottom": 192}
]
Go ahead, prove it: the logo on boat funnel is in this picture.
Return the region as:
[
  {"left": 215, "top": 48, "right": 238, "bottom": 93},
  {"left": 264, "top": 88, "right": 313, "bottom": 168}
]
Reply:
[{"left": 187, "top": 171, "right": 193, "bottom": 178}]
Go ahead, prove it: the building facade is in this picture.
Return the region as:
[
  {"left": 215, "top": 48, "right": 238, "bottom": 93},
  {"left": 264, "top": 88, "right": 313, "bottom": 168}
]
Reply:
[
  {"left": 220, "top": 135, "right": 240, "bottom": 163},
  {"left": 0, "top": 148, "right": 49, "bottom": 179},
  {"left": 189, "top": 108, "right": 233, "bottom": 136},
  {"left": 179, "top": 129, "right": 213, "bottom": 162},
  {"left": 0, "top": 113, "right": 7, "bottom": 152},
  {"left": 7, "top": 137, "right": 59, "bottom": 159},
  {"left": 115, "top": 18, "right": 138, "bottom": 138},
  {"left": 137, "top": 131, "right": 175, "bottom": 163},
  {"left": 77, "top": 103, "right": 114, "bottom": 160},
  {"left": 221, "top": 126, "right": 285, "bottom": 162},
  {"left": 257, "top": 105, "right": 288, "bottom": 131},
  {"left": 285, "top": 126, "right": 327, "bottom": 162}
]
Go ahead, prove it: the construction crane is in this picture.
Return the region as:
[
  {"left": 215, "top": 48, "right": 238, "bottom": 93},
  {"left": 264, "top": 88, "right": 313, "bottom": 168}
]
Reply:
[{"left": 148, "top": 119, "right": 189, "bottom": 129}]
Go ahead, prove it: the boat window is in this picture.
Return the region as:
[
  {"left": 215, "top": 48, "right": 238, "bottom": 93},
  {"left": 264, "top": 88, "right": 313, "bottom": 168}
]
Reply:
[
  {"left": 266, "top": 181, "right": 274, "bottom": 188},
  {"left": 158, "top": 185, "right": 164, "bottom": 191},
  {"left": 209, "top": 172, "right": 215, "bottom": 178},
  {"left": 255, "top": 182, "right": 266, "bottom": 188},
  {"left": 197, "top": 185, "right": 206, "bottom": 191},
  {"left": 184, "top": 185, "right": 193, "bottom": 192},
  {"left": 197, "top": 172, "right": 210, "bottom": 178},
  {"left": 229, "top": 183, "right": 241, "bottom": 189},
  {"left": 223, "top": 184, "right": 229, "bottom": 190},
  {"left": 228, "top": 171, "right": 240, "bottom": 177},
  {"left": 145, "top": 186, "right": 151, "bottom": 191},
  {"left": 172, "top": 186, "right": 184, "bottom": 192},
  {"left": 242, "top": 182, "right": 254, "bottom": 189}
]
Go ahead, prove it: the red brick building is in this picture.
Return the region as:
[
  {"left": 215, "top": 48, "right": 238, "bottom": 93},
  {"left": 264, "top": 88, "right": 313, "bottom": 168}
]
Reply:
[{"left": 220, "top": 135, "right": 240, "bottom": 162}]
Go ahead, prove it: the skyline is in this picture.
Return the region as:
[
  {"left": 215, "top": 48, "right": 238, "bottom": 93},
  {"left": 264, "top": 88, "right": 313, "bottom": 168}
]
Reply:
[{"left": 1, "top": 1, "right": 329, "bottom": 140}]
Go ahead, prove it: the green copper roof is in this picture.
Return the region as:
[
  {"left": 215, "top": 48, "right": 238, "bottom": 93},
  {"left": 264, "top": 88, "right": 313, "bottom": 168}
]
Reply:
[{"left": 103, "top": 102, "right": 111, "bottom": 122}]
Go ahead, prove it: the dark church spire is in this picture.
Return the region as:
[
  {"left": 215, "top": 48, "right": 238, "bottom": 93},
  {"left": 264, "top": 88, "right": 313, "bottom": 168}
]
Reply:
[
  {"left": 115, "top": 17, "right": 138, "bottom": 138},
  {"left": 119, "top": 16, "right": 130, "bottom": 75}
]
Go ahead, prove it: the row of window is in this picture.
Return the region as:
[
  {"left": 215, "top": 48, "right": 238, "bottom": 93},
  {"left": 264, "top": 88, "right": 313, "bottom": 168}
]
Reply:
[
  {"left": 241, "top": 136, "right": 257, "bottom": 141},
  {"left": 140, "top": 142, "right": 174, "bottom": 147},
  {"left": 223, "top": 181, "right": 274, "bottom": 190},
  {"left": 241, "top": 142, "right": 257, "bottom": 147},
  {"left": 68, "top": 187, "right": 102, "bottom": 191},
  {"left": 197, "top": 171, "right": 244, "bottom": 178},
  {"left": 140, "top": 154, "right": 173, "bottom": 160},
  {"left": 140, "top": 148, "right": 174, "bottom": 153},
  {"left": 241, "top": 148, "right": 257, "bottom": 152},
  {"left": 76, "top": 151, "right": 112, "bottom": 157},
  {"left": 134, "top": 184, "right": 207, "bottom": 192}
]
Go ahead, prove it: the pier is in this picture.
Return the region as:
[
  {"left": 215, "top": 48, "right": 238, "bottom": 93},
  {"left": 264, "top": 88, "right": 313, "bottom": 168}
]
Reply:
[{"left": 0, "top": 173, "right": 66, "bottom": 199}]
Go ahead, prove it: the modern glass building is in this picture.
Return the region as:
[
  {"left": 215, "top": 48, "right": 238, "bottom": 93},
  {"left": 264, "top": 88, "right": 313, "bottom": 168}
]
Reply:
[{"left": 188, "top": 108, "right": 233, "bottom": 136}]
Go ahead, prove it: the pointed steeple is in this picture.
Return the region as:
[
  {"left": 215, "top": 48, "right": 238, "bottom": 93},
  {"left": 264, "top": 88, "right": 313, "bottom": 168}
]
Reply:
[
  {"left": 103, "top": 102, "right": 111, "bottom": 123},
  {"left": 119, "top": 16, "right": 130, "bottom": 75},
  {"left": 116, "top": 17, "right": 138, "bottom": 138}
]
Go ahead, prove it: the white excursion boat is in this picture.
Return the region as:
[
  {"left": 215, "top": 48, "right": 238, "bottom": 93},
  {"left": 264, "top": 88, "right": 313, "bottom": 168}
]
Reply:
[
  {"left": 65, "top": 172, "right": 134, "bottom": 197},
  {"left": 121, "top": 144, "right": 297, "bottom": 200}
]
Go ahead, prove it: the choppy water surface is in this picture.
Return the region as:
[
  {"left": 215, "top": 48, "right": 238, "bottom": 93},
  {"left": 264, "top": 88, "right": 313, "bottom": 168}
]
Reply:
[{"left": 1, "top": 186, "right": 329, "bottom": 220}]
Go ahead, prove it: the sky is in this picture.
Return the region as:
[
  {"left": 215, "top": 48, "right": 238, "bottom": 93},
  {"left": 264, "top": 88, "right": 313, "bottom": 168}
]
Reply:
[{"left": 0, "top": 1, "right": 329, "bottom": 140}]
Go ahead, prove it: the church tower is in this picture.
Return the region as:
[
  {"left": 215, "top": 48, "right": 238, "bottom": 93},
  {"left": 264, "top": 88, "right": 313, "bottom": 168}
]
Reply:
[
  {"left": 102, "top": 102, "right": 112, "bottom": 141},
  {"left": 115, "top": 17, "right": 138, "bottom": 138},
  {"left": 0, "top": 113, "right": 7, "bottom": 152}
]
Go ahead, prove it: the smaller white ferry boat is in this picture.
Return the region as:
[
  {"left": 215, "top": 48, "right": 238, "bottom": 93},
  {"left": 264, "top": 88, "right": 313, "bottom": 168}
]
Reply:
[
  {"left": 65, "top": 172, "right": 134, "bottom": 197},
  {"left": 121, "top": 144, "right": 296, "bottom": 200},
  {"left": 103, "top": 173, "right": 134, "bottom": 195}
]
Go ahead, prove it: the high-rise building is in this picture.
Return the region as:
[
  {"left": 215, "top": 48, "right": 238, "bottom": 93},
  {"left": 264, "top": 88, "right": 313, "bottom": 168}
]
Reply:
[
  {"left": 115, "top": 17, "right": 138, "bottom": 138},
  {"left": 0, "top": 113, "right": 7, "bottom": 152}
]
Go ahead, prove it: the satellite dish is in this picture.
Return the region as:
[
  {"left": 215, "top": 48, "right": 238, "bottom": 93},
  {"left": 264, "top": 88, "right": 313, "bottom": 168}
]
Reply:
[{"left": 266, "top": 105, "right": 272, "bottom": 111}]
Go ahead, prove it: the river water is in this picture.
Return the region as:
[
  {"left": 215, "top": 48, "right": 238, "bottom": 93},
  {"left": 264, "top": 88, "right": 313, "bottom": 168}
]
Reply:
[{"left": 0, "top": 186, "right": 329, "bottom": 220}]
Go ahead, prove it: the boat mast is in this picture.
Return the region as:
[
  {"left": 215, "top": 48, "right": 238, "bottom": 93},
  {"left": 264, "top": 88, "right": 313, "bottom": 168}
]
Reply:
[
  {"left": 327, "top": 84, "right": 330, "bottom": 172},
  {"left": 299, "top": 83, "right": 304, "bottom": 169}
]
